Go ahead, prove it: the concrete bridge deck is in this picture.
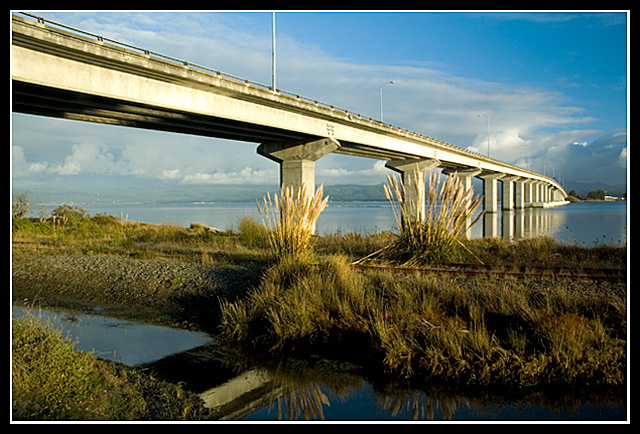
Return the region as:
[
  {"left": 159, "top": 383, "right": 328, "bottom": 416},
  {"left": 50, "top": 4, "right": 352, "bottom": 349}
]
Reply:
[{"left": 11, "top": 13, "right": 568, "bottom": 215}]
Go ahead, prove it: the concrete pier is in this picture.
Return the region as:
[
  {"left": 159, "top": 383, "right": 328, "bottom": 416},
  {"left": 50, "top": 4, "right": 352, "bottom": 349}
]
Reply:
[
  {"left": 257, "top": 137, "right": 340, "bottom": 196},
  {"left": 385, "top": 158, "right": 440, "bottom": 222},
  {"left": 480, "top": 173, "right": 504, "bottom": 213}
]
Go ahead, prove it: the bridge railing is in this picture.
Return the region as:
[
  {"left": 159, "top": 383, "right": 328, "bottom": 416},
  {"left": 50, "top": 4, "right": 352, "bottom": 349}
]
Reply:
[{"left": 13, "top": 12, "right": 563, "bottom": 191}]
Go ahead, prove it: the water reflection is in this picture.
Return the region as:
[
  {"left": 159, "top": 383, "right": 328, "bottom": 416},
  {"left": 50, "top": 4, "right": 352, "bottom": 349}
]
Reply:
[
  {"left": 476, "top": 208, "right": 566, "bottom": 240},
  {"left": 12, "top": 305, "right": 626, "bottom": 421},
  {"left": 140, "top": 344, "right": 626, "bottom": 421},
  {"left": 469, "top": 203, "right": 627, "bottom": 245},
  {"left": 11, "top": 304, "right": 213, "bottom": 366}
]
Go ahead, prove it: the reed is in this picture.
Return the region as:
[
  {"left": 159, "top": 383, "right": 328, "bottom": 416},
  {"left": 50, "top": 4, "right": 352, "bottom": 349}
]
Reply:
[
  {"left": 384, "top": 170, "right": 484, "bottom": 265},
  {"left": 258, "top": 185, "right": 329, "bottom": 262}
]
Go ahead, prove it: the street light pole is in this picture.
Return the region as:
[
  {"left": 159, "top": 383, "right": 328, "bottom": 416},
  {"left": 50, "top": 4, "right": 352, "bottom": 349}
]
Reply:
[
  {"left": 272, "top": 12, "right": 276, "bottom": 91},
  {"left": 379, "top": 80, "right": 395, "bottom": 122},
  {"left": 478, "top": 114, "right": 491, "bottom": 158}
]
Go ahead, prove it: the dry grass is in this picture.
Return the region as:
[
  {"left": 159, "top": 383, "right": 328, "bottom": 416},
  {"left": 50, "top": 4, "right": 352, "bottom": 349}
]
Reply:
[
  {"left": 219, "top": 254, "right": 626, "bottom": 388},
  {"left": 258, "top": 185, "right": 329, "bottom": 262},
  {"left": 383, "top": 170, "right": 484, "bottom": 265}
]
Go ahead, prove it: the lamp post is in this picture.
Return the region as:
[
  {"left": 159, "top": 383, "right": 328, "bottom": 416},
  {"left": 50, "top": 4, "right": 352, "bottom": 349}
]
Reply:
[
  {"left": 379, "top": 80, "right": 395, "bottom": 122},
  {"left": 478, "top": 114, "right": 491, "bottom": 158},
  {"left": 271, "top": 12, "right": 276, "bottom": 91}
]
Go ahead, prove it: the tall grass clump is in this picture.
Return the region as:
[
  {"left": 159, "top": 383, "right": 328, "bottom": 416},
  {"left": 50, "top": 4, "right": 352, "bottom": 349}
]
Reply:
[
  {"left": 258, "top": 185, "right": 329, "bottom": 262},
  {"left": 384, "top": 170, "right": 484, "bottom": 265}
]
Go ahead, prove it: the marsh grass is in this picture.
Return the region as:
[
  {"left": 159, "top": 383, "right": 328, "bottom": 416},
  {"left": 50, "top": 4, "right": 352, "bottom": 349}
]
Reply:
[
  {"left": 383, "top": 171, "right": 484, "bottom": 265},
  {"left": 258, "top": 185, "right": 329, "bottom": 262},
  {"left": 219, "top": 254, "right": 626, "bottom": 388},
  {"left": 12, "top": 202, "right": 627, "bottom": 391}
]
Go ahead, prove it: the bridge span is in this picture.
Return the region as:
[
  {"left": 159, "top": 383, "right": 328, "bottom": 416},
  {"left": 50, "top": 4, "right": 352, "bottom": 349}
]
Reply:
[{"left": 11, "top": 13, "right": 568, "bottom": 217}]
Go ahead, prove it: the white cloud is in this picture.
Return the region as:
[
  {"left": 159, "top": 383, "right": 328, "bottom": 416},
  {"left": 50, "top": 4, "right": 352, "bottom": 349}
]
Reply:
[
  {"left": 180, "top": 167, "right": 277, "bottom": 185},
  {"left": 618, "top": 147, "right": 627, "bottom": 168},
  {"left": 12, "top": 145, "right": 48, "bottom": 177},
  {"left": 159, "top": 169, "right": 181, "bottom": 180}
]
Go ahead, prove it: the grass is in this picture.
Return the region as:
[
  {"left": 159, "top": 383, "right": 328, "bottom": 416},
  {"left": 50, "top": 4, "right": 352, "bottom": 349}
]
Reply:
[
  {"left": 219, "top": 254, "right": 626, "bottom": 388},
  {"left": 258, "top": 185, "right": 329, "bottom": 262},
  {"left": 12, "top": 312, "right": 209, "bottom": 420},
  {"left": 383, "top": 171, "right": 484, "bottom": 265}
]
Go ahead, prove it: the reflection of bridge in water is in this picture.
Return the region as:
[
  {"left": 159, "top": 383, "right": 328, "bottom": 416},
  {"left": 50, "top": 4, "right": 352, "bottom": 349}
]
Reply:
[
  {"left": 473, "top": 208, "right": 566, "bottom": 240},
  {"left": 138, "top": 343, "right": 469, "bottom": 421}
]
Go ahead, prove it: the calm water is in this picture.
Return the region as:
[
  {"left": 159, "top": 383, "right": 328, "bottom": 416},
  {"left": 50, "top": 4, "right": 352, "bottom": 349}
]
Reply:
[
  {"left": 75, "top": 200, "right": 627, "bottom": 246},
  {"left": 12, "top": 305, "right": 627, "bottom": 421}
]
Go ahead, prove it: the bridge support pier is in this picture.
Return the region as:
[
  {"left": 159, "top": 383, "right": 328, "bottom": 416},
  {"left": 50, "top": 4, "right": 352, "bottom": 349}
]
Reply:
[
  {"left": 515, "top": 181, "right": 526, "bottom": 209},
  {"left": 480, "top": 173, "right": 504, "bottom": 213},
  {"left": 385, "top": 158, "right": 440, "bottom": 222},
  {"left": 501, "top": 176, "right": 520, "bottom": 211},
  {"left": 257, "top": 137, "right": 340, "bottom": 197},
  {"left": 442, "top": 168, "right": 481, "bottom": 238}
]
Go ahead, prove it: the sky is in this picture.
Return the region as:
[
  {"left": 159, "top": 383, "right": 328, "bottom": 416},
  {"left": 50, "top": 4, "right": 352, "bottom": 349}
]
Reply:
[{"left": 11, "top": 10, "right": 629, "bottom": 194}]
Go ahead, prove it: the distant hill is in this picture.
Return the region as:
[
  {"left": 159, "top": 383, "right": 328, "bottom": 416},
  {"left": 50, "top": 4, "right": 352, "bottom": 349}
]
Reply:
[
  {"left": 12, "top": 184, "right": 389, "bottom": 207},
  {"left": 15, "top": 181, "right": 625, "bottom": 208}
]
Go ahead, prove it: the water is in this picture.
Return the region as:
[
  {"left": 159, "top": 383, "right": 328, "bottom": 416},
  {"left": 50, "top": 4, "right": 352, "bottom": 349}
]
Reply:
[
  {"left": 63, "top": 200, "right": 627, "bottom": 246},
  {"left": 11, "top": 305, "right": 213, "bottom": 366},
  {"left": 12, "top": 305, "right": 627, "bottom": 421}
]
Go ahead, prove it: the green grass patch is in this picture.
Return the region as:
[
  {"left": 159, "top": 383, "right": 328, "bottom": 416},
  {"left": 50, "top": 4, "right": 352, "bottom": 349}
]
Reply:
[{"left": 12, "top": 313, "right": 209, "bottom": 421}]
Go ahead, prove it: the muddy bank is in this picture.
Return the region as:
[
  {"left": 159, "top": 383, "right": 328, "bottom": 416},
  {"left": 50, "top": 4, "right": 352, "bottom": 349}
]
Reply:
[{"left": 11, "top": 251, "right": 262, "bottom": 331}]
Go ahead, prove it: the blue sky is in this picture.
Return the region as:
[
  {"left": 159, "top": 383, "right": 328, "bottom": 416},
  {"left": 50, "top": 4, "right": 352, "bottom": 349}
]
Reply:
[{"left": 11, "top": 10, "right": 628, "bottom": 192}]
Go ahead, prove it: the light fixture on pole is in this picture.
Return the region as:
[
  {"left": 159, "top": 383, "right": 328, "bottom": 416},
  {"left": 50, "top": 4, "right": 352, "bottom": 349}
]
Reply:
[
  {"left": 379, "top": 80, "right": 395, "bottom": 122},
  {"left": 478, "top": 114, "right": 491, "bottom": 158}
]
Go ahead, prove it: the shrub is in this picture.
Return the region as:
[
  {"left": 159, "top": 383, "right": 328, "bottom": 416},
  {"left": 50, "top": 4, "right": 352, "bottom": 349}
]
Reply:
[{"left": 237, "top": 215, "right": 268, "bottom": 248}]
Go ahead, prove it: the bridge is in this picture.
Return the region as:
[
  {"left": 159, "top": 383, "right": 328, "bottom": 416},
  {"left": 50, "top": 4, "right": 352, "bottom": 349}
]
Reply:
[{"left": 11, "top": 13, "right": 568, "bottom": 220}]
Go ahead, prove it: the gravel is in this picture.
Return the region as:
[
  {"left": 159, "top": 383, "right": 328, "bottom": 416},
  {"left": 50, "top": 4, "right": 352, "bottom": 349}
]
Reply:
[{"left": 11, "top": 252, "right": 261, "bottom": 328}]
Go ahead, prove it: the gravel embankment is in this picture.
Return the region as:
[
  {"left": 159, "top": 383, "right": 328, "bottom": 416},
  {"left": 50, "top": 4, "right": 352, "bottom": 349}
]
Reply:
[{"left": 11, "top": 251, "right": 261, "bottom": 329}]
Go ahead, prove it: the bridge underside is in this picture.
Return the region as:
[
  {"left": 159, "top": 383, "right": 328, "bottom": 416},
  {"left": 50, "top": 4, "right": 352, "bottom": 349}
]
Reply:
[
  {"left": 13, "top": 81, "right": 313, "bottom": 144},
  {"left": 13, "top": 81, "right": 426, "bottom": 165}
]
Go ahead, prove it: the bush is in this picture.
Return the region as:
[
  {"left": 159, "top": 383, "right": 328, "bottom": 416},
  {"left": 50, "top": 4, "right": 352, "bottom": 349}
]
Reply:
[
  {"left": 237, "top": 215, "right": 268, "bottom": 248},
  {"left": 51, "top": 204, "right": 90, "bottom": 226},
  {"left": 12, "top": 192, "right": 33, "bottom": 221}
]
